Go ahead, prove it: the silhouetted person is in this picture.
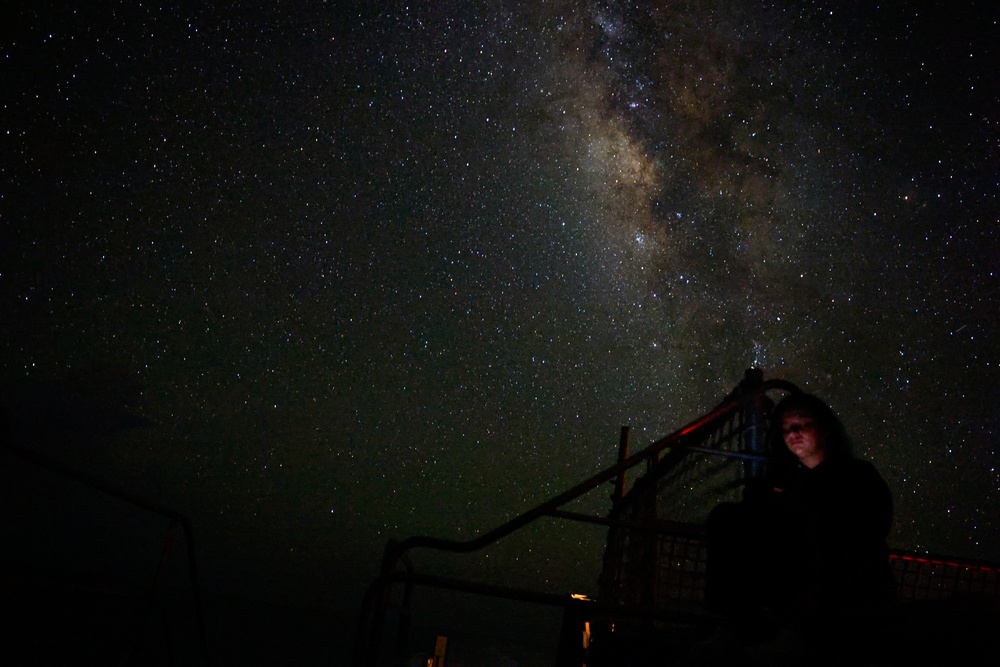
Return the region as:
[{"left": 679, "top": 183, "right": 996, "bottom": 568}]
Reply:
[{"left": 704, "top": 392, "right": 895, "bottom": 655}]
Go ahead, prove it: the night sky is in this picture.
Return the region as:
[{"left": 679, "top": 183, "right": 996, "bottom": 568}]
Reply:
[{"left": 3, "top": 0, "right": 998, "bottom": 657}]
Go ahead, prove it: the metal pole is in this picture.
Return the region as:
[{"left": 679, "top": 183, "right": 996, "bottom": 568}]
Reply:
[{"left": 613, "top": 426, "right": 630, "bottom": 503}]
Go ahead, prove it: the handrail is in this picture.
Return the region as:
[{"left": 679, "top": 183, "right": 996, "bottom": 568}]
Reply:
[
  {"left": 2, "top": 437, "right": 211, "bottom": 665},
  {"left": 355, "top": 375, "right": 800, "bottom": 665},
  {"left": 380, "top": 378, "right": 798, "bottom": 569}
]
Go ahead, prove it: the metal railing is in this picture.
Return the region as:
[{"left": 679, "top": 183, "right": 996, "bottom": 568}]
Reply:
[
  {"left": 2, "top": 436, "right": 211, "bottom": 665},
  {"left": 353, "top": 371, "right": 798, "bottom": 666},
  {"left": 890, "top": 551, "right": 1000, "bottom": 601},
  {"left": 353, "top": 370, "right": 1000, "bottom": 666}
]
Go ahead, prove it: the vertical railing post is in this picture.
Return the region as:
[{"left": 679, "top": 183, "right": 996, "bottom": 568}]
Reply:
[
  {"left": 613, "top": 426, "right": 630, "bottom": 503},
  {"left": 125, "top": 519, "right": 180, "bottom": 664},
  {"left": 739, "top": 368, "right": 769, "bottom": 483},
  {"left": 598, "top": 427, "right": 630, "bottom": 621},
  {"left": 393, "top": 578, "right": 414, "bottom": 666}
]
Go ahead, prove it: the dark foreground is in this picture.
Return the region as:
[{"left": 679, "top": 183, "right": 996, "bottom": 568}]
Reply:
[{"left": 3, "top": 577, "right": 998, "bottom": 667}]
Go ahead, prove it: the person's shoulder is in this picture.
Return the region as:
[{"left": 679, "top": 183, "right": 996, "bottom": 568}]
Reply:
[
  {"left": 839, "top": 456, "right": 891, "bottom": 494},
  {"left": 828, "top": 455, "right": 884, "bottom": 480},
  {"left": 843, "top": 455, "right": 877, "bottom": 471},
  {"left": 843, "top": 453, "right": 878, "bottom": 470}
]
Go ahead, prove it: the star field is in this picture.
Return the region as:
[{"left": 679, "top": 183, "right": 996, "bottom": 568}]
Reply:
[{"left": 3, "top": 0, "right": 998, "bottom": 634}]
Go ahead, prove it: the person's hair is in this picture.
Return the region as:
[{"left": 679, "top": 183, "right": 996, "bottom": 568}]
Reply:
[{"left": 768, "top": 392, "right": 854, "bottom": 463}]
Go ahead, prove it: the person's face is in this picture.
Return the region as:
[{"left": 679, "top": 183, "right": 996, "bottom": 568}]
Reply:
[{"left": 782, "top": 410, "right": 826, "bottom": 468}]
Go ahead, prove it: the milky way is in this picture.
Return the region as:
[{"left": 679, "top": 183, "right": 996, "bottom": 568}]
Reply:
[{"left": 3, "top": 1, "right": 998, "bottom": 636}]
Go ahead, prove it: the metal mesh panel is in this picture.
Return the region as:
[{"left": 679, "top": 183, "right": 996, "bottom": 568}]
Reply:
[
  {"left": 610, "top": 542, "right": 1000, "bottom": 610},
  {"left": 652, "top": 421, "right": 748, "bottom": 524},
  {"left": 654, "top": 533, "right": 708, "bottom": 604},
  {"left": 599, "top": 392, "right": 759, "bottom": 611},
  {"left": 891, "top": 553, "right": 1000, "bottom": 601}
]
